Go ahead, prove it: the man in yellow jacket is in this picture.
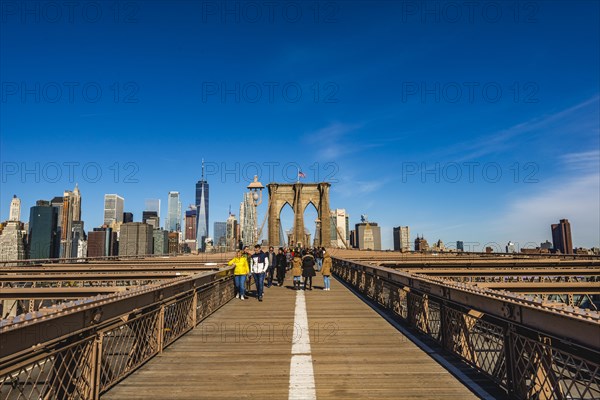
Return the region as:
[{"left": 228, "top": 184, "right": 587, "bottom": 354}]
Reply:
[{"left": 228, "top": 250, "right": 250, "bottom": 300}]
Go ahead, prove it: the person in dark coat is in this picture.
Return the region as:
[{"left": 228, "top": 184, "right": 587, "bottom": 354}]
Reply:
[
  {"left": 275, "top": 247, "right": 287, "bottom": 286},
  {"left": 301, "top": 251, "right": 316, "bottom": 290}
]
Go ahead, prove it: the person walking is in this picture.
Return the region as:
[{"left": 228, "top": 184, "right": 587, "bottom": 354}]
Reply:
[
  {"left": 275, "top": 247, "right": 287, "bottom": 286},
  {"left": 266, "top": 246, "right": 277, "bottom": 288},
  {"left": 321, "top": 250, "right": 332, "bottom": 291},
  {"left": 314, "top": 247, "right": 324, "bottom": 271},
  {"left": 228, "top": 250, "right": 250, "bottom": 299},
  {"left": 250, "top": 244, "right": 269, "bottom": 301},
  {"left": 302, "top": 250, "right": 316, "bottom": 290},
  {"left": 291, "top": 253, "right": 302, "bottom": 290}
]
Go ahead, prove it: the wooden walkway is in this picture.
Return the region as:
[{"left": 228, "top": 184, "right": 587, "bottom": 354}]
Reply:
[{"left": 103, "top": 275, "right": 480, "bottom": 399}]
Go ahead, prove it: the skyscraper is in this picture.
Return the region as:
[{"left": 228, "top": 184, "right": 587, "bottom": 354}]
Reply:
[
  {"left": 195, "top": 161, "right": 209, "bottom": 252},
  {"left": 61, "top": 188, "right": 77, "bottom": 258},
  {"left": 226, "top": 213, "right": 238, "bottom": 251},
  {"left": 123, "top": 212, "right": 134, "bottom": 223},
  {"left": 185, "top": 207, "right": 197, "bottom": 241},
  {"left": 119, "top": 222, "right": 153, "bottom": 256},
  {"left": 214, "top": 221, "right": 227, "bottom": 246},
  {"left": 166, "top": 191, "right": 182, "bottom": 232},
  {"left": 9, "top": 195, "right": 21, "bottom": 221},
  {"left": 551, "top": 219, "right": 573, "bottom": 254},
  {"left": 104, "top": 194, "right": 125, "bottom": 225},
  {"left": 355, "top": 222, "right": 382, "bottom": 250},
  {"left": 393, "top": 226, "right": 410, "bottom": 252},
  {"left": 330, "top": 209, "right": 350, "bottom": 248},
  {"left": 0, "top": 221, "right": 26, "bottom": 264},
  {"left": 87, "top": 226, "right": 118, "bottom": 258},
  {"left": 72, "top": 184, "right": 82, "bottom": 222},
  {"left": 145, "top": 199, "right": 161, "bottom": 217},
  {"left": 28, "top": 200, "right": 60, "bottom": 259},
  {"left": 142, "top": 211, "right": 159, "bottom": 229}
]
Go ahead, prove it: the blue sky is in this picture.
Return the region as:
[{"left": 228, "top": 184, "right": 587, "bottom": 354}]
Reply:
[{"left": 1, "top": 1, "right": 599, "bottom": 250}]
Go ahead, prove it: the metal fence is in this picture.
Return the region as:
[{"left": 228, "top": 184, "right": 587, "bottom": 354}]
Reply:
[
  {"left": 333, "top": 258, "right": 600, "bottom": 400},
  {"left": 0, "top": 268, "right": 235, "bottom": 399}
]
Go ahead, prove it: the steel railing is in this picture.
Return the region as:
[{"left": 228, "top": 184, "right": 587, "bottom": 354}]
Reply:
[
  {"left": 332, "top": 257, "right": 600, "bottom": 400},
  {"left": 0, "top": 267, "right": 237, "bottom": 399}
]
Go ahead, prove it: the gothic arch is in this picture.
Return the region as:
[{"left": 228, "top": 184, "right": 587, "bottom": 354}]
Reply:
[{"left": 267, "top": 182, "right": 330, "bottom": 247}]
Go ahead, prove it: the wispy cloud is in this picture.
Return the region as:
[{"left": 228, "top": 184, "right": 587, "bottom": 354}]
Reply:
[
  {"left": 492, "top": 151, "right": 600, "bottom": 247},
  {"left": 438, "top": 96, "right": 599, "bottom": 161},
  {"left": 303, "top": 122, "right": 365, "bottom": 160},
  {"left": 560, "top": 150, "right": 600, "bottom": 173}
]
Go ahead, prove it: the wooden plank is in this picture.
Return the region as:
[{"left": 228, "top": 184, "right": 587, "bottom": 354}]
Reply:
[{"left": 102, "top": 276, "right": 479, "bottom": 399}]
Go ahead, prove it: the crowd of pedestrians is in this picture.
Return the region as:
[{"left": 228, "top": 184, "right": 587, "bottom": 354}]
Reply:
[{"left": 227, "top": 245, "right": 332, "bottom": 301}]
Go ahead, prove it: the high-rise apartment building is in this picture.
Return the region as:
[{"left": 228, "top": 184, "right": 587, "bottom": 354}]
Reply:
[
  {"left": 393, "top": 226, "right": 410, "bottom": 252},
  {"left": 330, "top": 209, "right": 350, "bottom": 248},
  {"left": 551, "top": 219, "right": 573, "bottom": 254},
  {"left": 119, "top": 222, "right": 153, "bottom": 256}
]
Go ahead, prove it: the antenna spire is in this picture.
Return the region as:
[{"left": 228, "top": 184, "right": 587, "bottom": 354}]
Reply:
[{"left": 202, "top": 158, "right": 205, "bottom": 180}]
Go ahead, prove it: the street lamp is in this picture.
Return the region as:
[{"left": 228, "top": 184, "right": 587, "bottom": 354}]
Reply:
[{"left": 247, "top": 175, "right": 264, "bottom": 245}]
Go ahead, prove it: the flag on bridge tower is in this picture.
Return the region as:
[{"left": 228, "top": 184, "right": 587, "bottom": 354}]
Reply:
[{"left": 297, "top": 169, "right": 306, "bottom": 183}]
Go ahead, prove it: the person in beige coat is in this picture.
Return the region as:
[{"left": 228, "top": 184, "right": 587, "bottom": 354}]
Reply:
[
  {"left": 291, "top": 254, "right": 302, "bottom": 290},
  {"left": 321, "top": 252, "right": 332, "bottom": 291}
]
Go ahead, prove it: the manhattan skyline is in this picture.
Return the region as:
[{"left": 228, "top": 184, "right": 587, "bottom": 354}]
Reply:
[{"left": 1, "top": 1, "right": 598, "bottom": 250}]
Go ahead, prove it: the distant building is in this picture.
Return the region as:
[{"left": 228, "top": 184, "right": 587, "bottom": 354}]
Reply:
[
  {"left": 123, "top": 212, "right": 134, "bottom": 223},
  {"left": 506, "top": 241, "right": 516, "bottom": 253},
  {"left": 540, "top": 240, "right": 553, "bottom": 250},
  {"left": 330, "top": 209, "right": 350, "bottom": 248},
  {"left": 551, "top": 219, "right": 573, "bottom": 254},
  {"left": 456, "top": 241, "right": 464, "bottom": 252},
  {"left": 355, "top": 222, "right": 381, "bottom": 250},
  {"left": 87, "top": 226, "right": 118, "bottom": 258},
  {"left": 71, "top": 221, "right": 86, "bottom": 258},
  {"left": 60, "top": 187, "right": 79, "bottom": 258},
  {"left": 393, "top": 226, "right": 410, "bottom": 252},
  {"left": 168, "top": 232, "right": 179, "bottom": 254},
  {"left": 196, "top": 161, "right": 209, "bottom": 252},
  {"left": 9, "top": 195, "right": 21, "bottom": 221},
  {"left": 119, "top": 223, "right": 153, "bottom": 256},
  {"left": 166, "top": 192, "right": 182, "bottom": 232},
  {"left": 142, "top": 211, "right": 160, "bottom": 229},
  {"left": 104, "top": 194, "right": 124, "bottom": 225},
  {"left": 153, "top": 229, "right": 169, "bottom": 255},
  {"left": 0, "top": 221, "right": 26, "bottom": 264},
  {"left": 28, "top": 201, "right": 60, "bottom": 259},
  {"left": 432, "top": 239, "right": 445, "bottom": 252},
  {"left": 185, "top": 206, "right": 197, "bottom": 251},
  {"left": 214, "top": 222, "right": 227, "bottom": 247},
  {"left": 414, "top": 235, "right": 429, "bottom": 252},
  {"left": 349, "top": 230, "right": 356, "bottom": 248},
  {"left": 226, "top": 214, "right": 238, "bottom": 251}
]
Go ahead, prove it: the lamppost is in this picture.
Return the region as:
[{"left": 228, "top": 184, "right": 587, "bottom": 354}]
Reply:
[{"left": 247, "top": 175, "right": 264, "bottom": 245}]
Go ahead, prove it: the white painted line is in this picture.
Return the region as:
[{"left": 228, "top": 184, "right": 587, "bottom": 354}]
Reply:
[
  {"left": 292, "top": 290, "right": 311, "bottom": 355},
  {"left": 289, "top": 290, "right": 316, "bottom": 400}
]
